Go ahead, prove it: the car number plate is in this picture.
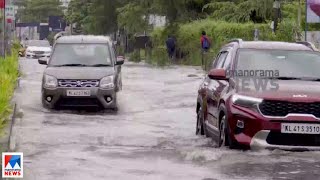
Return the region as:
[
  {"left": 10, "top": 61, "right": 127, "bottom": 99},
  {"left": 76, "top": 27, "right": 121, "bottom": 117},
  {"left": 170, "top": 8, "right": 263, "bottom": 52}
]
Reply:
[
  {"left": 281, "top": 123, "right": 320, "bottom": 134},
  {"left": 66, "top": 90, "right": 91, "bottom": 97}
]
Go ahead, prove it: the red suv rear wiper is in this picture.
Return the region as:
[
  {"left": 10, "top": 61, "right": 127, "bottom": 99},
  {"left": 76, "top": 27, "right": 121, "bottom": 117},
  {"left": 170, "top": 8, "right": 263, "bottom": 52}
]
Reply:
[
  {"left": 89, "top": 64, "right": 112, "bottom": 67},
  {"left": 268, "top": 76, "right": 300, "bottom": 80},
  {"left": 53, "top": 64, "right": 87, "bottom": 67},
  {"left": 300, "top": 77, "right": 320, "bottom": 81},
  {"left": 269, "top": 77, "right": 320, "bottom": 81}
]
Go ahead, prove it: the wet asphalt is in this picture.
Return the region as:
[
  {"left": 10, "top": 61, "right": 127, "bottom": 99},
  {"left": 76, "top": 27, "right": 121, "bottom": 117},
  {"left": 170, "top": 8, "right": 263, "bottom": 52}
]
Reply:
[{"left": 10, "top": 58, "right": 320, "bottom": 180}]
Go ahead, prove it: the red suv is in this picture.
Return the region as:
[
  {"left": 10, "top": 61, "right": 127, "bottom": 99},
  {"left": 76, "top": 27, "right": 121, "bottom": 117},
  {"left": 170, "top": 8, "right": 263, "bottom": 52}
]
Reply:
[{"left": 196, "top": 39, "right": 320, "bottom": 150}]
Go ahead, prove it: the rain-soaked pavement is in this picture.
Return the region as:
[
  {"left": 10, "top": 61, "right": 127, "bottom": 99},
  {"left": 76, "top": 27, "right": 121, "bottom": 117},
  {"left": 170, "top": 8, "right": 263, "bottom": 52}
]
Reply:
[{"left": 10, "top": 58, "right": 320, "bottom": 180}]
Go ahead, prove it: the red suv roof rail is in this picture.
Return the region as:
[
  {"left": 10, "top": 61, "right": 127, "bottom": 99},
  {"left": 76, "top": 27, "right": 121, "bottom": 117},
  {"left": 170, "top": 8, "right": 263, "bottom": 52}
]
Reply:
[
  {"left": 296, "top": 41, "right": 319, "bottom": 51},
  {"left": 228, "top": 39, "right": 243, "bottom": 47}
]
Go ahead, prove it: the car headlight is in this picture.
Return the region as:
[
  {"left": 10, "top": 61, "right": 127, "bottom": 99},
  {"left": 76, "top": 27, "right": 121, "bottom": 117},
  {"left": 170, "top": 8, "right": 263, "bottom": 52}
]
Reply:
[
  {"left": 44, "top": 75, "right": 58, "bottom": 88},
  {"left": 231, "top": 94, "right": 263, "bottom": 108},
  {"left": 100, "top": 75, "right": 114, "bottom": 89}
]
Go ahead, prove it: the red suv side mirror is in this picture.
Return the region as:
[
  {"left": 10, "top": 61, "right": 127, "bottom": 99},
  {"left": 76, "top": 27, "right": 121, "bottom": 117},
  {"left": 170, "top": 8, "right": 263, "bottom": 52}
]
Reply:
[{"left": 208, "top": 69, "right": 228, "bottom": 80}]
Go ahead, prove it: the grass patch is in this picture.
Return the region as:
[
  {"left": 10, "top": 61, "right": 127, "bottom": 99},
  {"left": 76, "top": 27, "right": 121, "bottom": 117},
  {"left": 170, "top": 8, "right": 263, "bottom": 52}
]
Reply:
[{"left": 0, "top": 51, "right": 19, "bottom": 130}]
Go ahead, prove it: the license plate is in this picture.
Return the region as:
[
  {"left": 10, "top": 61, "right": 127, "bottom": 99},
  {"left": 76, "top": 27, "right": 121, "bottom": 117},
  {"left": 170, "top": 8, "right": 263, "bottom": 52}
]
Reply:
[
  {"left": 66, "top": 90, "right": 91, "bottom": 97},
  {"left": 281, "top": 123, "right": 320, "bottom": 134}
]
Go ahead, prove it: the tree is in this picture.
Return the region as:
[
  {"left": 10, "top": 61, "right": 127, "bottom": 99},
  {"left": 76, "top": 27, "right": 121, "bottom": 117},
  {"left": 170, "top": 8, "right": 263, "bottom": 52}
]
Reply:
[
  {"left": 203, "top": 0, "right": 274, "bottom": 23},
  {"left": 65, "top": 0, "right": 92, "bottom": 33},
  {"left": 66, "top": 0, "right": 118, "bottom": 34},
  {"left": 18, "top": 0, "right": 64, "bottom": 23},
  {"left": 117, "top": 2, "right": 149, "bottom": 34}
]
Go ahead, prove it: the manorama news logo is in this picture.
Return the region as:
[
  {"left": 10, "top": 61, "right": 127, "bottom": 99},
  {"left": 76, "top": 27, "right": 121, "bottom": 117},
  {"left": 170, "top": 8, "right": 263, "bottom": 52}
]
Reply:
[{"left": 2, "top": 152, "right": 23, "bottom": 178}]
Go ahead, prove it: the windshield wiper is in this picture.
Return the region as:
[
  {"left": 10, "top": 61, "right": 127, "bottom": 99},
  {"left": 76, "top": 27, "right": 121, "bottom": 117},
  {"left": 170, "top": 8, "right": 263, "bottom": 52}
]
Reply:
[
  {"left": 53, "top": 64, "right": 87, "bottom": 67},
  {"left": 266, "top": 77, "right": 320, "bottom": 81},
  {"left": 268, "top": 76, "right": 301, "bottom": 80},
  {"left": 89, "top": 64, "right": 112, "bottom": 67},
  {"left": 299, "top": 78, "right": 320, "bottom": 82}
]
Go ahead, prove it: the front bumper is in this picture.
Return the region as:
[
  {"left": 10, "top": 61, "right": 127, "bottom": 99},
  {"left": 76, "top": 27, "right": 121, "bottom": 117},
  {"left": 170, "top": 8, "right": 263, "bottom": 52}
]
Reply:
[
  {"left": 42, "top": 87, "right": 117, "bottom": 109},
  {"left": 26, "top": 52, "right": 51, "bottom": 59},
  {"left": 251, "top": 130, "right": 320, "bottom": 151},
  {"left": 228, "top": 103, "right": 320, "bottom": 150}
]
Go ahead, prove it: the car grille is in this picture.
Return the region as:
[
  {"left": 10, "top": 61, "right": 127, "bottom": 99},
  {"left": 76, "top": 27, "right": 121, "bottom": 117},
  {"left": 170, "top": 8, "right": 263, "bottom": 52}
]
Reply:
[
  {"left": 58, "top": 79, "right": 99, "bottom": 88},
  {"left": 266, "top": 131, "right": 320, "bottom": 146},
  {"left": 33, "top": 51, "right": 45, "bottom": 54},
  {"left": 58, "top": 98, "right": 101, "bottom": 107},
  {"left": 259, "top": 100, "right": 320, "bottom": 118}
]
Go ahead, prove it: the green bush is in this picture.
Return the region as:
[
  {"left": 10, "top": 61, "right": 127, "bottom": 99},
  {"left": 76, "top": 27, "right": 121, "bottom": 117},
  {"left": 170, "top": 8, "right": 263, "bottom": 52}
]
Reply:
[
  {"left": 152, "top": 47, "right": 169, "bottom": 66},
  {"left": 47, "top": 32, "right": 58, "bottom": 45},
  {"left": 151, "top": 19, "right": 297, "bottom": 66},
  {"left": 116, "top": 45, "right": 125, "bottom": 56},
  {"left": 12, "top": 40, "right": 21, "bottom": 51},
  {"left": 129, "top": 49, "right": 141, "bottom": 62},
  {"left": 0, "top": 51, "right": 19, "bottom": 129}
]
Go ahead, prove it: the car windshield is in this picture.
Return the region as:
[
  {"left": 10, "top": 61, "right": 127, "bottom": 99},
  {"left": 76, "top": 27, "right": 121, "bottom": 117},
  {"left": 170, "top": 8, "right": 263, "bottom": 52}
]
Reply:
[
  {"left": 49, "top": 44, "right": 112, "bottom": 66},
  {"left": 27, "top": 40, "right": 50, "bottom": 47},
  {"left": 236, "top": 49, "right": 320, "bottom": 79}
]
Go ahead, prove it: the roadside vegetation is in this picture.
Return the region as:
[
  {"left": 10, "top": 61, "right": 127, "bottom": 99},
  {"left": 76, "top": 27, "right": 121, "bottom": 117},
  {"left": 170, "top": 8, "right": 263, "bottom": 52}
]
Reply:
[
  {"left": 0, "top": 50, "right": 19, "bottom": 130},
  {"left": 15, "top": 0, "right": 63, "bottom": 23},
  {"left": 14, "top": 0, "right": 310, "bottom": 67},
  {"left": 16, "top": 0, "right": 303, "bottom": 67}
]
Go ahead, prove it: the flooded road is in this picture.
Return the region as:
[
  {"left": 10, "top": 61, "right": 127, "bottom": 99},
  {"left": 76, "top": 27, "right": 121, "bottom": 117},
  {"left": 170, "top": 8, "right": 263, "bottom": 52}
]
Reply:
[{"left": 12, "top": 58, "right": 320, "bottom": 180}]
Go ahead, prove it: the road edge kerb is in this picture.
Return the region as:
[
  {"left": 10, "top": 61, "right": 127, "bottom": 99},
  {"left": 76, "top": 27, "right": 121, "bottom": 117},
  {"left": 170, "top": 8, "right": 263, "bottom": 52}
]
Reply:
[
  {"left": 8, "top": 103, "right": 17, "bottom": 151},
  {"left": 0, "top": 102, "right": 17, "bottom": 153}
]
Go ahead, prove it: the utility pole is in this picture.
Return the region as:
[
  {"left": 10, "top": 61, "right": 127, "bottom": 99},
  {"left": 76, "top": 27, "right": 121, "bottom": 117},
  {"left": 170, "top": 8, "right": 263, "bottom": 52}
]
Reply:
[{"left": 1, "top": 0, "right": 5, "bottom": 58}]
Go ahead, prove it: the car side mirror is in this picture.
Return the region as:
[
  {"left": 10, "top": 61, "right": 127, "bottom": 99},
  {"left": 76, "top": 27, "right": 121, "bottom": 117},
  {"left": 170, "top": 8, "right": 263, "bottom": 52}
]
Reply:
[
  {"left": 208, "top": 69, "right": 228, "bottom": 80},
  {"left": 38, "top": 57, "right": 48, "bottom": 65},
  {"left": 116, "top": 56, "right": 125, "bottom": 65}
]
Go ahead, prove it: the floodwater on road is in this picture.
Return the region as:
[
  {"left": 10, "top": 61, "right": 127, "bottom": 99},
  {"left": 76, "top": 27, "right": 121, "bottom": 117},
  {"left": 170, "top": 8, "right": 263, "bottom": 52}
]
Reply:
[{"left": 10, "top": 58, "right": 320, "bottom": 180}]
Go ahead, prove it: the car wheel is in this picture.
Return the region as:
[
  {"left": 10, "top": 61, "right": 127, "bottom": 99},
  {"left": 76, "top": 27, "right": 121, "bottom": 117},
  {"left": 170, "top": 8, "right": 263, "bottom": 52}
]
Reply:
[
  {"left": 115, "top": 77, "right": 122, "bottom": 92},
  {"left": 110, "top": 94, "right": 118, "bottom": 112},
  {"left": 119, "top": 78, "right": 122, "bottom": 91},
  {"left": 218, "top": 115, "right": 227, "bottom": 147},
  {"left": 196, "top": 107, "right": 205, "bottom": 135},
  {"left": 219, "top": 104, "right": 240, "bottom": 149}
]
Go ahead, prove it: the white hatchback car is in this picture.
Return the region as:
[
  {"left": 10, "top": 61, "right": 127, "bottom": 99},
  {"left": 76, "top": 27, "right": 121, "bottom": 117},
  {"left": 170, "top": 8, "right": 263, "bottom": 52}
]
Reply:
[{"left": 25, "top": 40, "right": 52, "bottom": 59}]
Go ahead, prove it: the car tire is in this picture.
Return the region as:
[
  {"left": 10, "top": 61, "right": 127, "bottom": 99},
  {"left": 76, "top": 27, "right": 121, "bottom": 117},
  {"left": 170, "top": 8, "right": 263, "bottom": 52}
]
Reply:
[
  {"left": 110, "top": 94, "right": 119, "bottom": 112},
  {"left": 196, "top": 107, "right": 209, "bottom": 137},
  {"left": 196, "top": 107, "right": 205, "bottom": 135},
  {"left": 109, "top": 106, "right": 118, "bottom": 112},
  {"left": 119, "top": 78, "right": 122, "bottom": 91},
  {"left": 218, "top": 114, "right": 228, "bottom": 147},
  {"left": 218, "top": 104, "right": 239, "bottom": 149}
]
